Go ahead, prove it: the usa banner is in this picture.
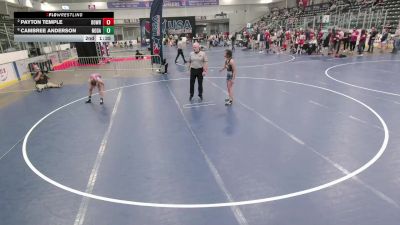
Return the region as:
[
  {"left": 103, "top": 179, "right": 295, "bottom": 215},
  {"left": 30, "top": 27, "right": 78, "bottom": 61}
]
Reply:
[{"left": 150, "top": 0, "right": 163, "bottom": 64}]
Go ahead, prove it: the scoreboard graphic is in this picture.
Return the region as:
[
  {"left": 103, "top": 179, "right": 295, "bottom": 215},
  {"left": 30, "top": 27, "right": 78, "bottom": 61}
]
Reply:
[{"left": 14, "top": 12, "right": 114, "bottom": 42}]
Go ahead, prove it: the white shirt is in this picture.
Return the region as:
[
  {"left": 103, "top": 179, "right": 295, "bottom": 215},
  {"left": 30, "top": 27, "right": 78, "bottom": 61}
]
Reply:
[{"left": 177, "top": 41, "right": 184, "bottom": 49}]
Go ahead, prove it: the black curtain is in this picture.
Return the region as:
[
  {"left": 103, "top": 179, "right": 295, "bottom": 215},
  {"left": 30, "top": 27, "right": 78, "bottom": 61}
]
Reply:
[{"left": 75, "top": 42, "right": 98, "bottom": 64}]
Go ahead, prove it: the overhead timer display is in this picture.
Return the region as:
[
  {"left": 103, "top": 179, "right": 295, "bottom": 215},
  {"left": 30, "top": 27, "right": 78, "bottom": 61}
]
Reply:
[{"left": 14, "top": 12, "right": 114, "bottom": 42}]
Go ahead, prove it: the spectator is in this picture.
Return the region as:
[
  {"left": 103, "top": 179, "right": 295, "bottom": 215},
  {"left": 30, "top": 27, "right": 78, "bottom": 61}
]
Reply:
[
  {"left": 317, "top": 29, "right": 324, "bottom": 48},
  {"left": 334, "top": 28, "right": 343, "bottom": 56},
  {"left": 302, "top": 0, "right": 308, "bottom": 8},
  {"left": 298, "top": 0, "right": 304, "bottom": 9},
  {"left": 264, "top": 29, "right": 271, "bottom": 53},
  {"left": 350, "top": 28, "right": 359, "bottom": 52},
  {"left": 392, "top": 26, "right": 400, "bottom": 54},
  {"left": 175, "top": 37, "right": 187, "bottom": 64},
  {"left": 329, "top": 1, "right": 337, "bottom": 12},
  {"left": 135, "top": 50, "right": 144, "bottom": 59},
  {"left": 367, "top": 27, "right": 378, "bottom": 53},
  {"left": 297, "top": 31, "right": 306, "bottom": 54},
  {"left": 231, "top": 33, "right": 236, "bottom": 52},
  {"left": 322, "top": 29, "right": 332, "bottom": 56},
  {"left": 358, "top": 29, "right": 367, "bottom": 56},
  {"left": 259, "top": 30, "right": 265, "bottom": 53},
  {"left": 380, "top": 27, "right": 389, "bottom": 52},
  {"left": 342, "top": 29, "right": 350, "bottom": 52},
  {"left": 285, "top": 29, "right": 292, "bottom": 51},
  {"left": 307, "top": 35, "right": 318, "bottom": 55},
  {"left": 157, "top": 59, "right": 168, "bottom": 74}
]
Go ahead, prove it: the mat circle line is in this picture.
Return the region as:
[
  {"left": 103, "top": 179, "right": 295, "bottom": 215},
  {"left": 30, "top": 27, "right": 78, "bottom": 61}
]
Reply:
[
  {"left": 325, "top": 60, "right": 400, "bottom": 97},
  {"left": 22, "top": 77, "right": 388, "bottom": 208},
  {"left": 176, "top": 55, "right": 296, "bottom": 69}
]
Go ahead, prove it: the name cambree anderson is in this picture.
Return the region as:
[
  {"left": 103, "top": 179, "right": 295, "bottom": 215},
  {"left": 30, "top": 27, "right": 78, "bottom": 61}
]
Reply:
[{"left": 19, "top": 28, "right": 77, "bottom": 33}]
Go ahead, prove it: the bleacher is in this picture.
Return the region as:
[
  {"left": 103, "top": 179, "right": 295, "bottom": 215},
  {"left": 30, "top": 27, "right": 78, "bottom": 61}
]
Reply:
[
  {"left": 256, "top": 0, "right": 399, "bottom": 31},
  {"left": 0, "top": 15, "right": 20, "bottom": 52},
  {"left": 385, "top": 0, "right": 400, "bottom": 28}
]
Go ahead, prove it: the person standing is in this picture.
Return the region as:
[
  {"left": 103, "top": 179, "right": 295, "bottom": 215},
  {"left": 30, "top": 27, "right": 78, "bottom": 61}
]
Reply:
[
  {"left": 380, "top": 27, "right": 389, "bottom": 53},
  {"left": 297, "top": 31, "right": 306, "bottom": 54},
  {"left": 231, "top": 33, "right": 236, "bottom": 52},
  {"left": 219, "top": 50, "right": 237, "bottom": 106},
  {"left": 335, "top": 28, "right": 344, "bottom": 57},
  {"left": 342, "top": 29, "right": 350, "bottom": 52},
  {"left": 350, "top": 28, "right": 359, "bottom": 52},
  {"left": 188, "top": 42, "right": 208, "bottom": 101},
  {"left": 358, "top": 29, "right": 367, "bottom": 56},
  {"left": 175, "top": 37, "right": 187, "bottom": 64},
  {"left": 285, "top": 29, "right": 292, "bottom": 52},
  {"left": 367, "top": 27, "right": 378, "bottom": 53},
  {"left": 393, "top": 25, "right": 400, "bottom": 54},
  {"left": 265, "top": 29, "right": 271, "bottom": 53},
  {"left": 322, "top": 29, "right": 332, "bottom": 56},
  {"left": 85, "top": 73, "right": 105, "bottom": 105}
]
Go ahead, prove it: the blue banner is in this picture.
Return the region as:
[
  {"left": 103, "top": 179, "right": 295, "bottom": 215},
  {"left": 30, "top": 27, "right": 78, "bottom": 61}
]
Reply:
[
  {"left": 108, "top": 0, "right": 219, "bottom": 9},
  {"left": 150, "top": 0, "right": 163, "bottom": 64}
]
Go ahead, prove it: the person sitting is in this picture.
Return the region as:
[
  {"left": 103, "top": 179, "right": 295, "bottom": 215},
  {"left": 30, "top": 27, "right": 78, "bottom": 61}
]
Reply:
[
  {"left": 135, "top": 50, "right": 144, "bottom": 59},
  {"left": 157, "top": 59, "right": 168, "bottom": 74},
  {"left": 33, "top": 64, "right": 63, "bottom": 92},
  {"left": 310, "top": 37, "right": 318, "bottom": 54}
]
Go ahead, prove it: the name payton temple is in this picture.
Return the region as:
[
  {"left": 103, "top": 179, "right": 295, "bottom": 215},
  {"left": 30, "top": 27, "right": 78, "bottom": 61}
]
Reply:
[{"left": 19, "top": 20, "right": 64, "bottom": 25}]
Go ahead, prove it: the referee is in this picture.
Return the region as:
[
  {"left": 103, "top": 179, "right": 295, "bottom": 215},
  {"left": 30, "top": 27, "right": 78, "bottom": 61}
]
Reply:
[{"left": 188, "top": 42, "right": 208, "bottom": 101}]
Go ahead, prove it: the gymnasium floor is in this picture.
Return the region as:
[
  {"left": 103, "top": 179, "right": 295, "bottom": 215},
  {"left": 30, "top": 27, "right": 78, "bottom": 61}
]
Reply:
[{"left": 1, "top": 46, "right": 400, "bottom": 225}]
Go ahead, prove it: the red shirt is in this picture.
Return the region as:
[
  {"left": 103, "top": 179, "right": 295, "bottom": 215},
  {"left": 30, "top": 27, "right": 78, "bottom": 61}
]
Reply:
[
  {"left": 334, "top": 32, "right": 340, "bottom": 42},
  {"left": 350, "top": 30, "right": 359, "bottom": 42},
  {"left": 318, "top": 31, "right": 323, "bottom": 40},
  {"left": 264, "top": 31, "right": 270, "bottom": 41},
  {"left": 310, "top": 32, "right": 315, "bottom": 40},
  {"left": 285, "top": 31, "right": 291, "bottom": 40},
  {"left": 299, "top": 35, "right": 305, "bottom": 45},
  {"left": 359, "top": 34, "right": 367, "bottom": 43}
]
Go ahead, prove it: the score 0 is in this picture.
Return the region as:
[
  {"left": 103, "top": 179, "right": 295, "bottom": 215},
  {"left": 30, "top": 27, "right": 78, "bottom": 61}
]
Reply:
[
  {"left": 102, "top": 18, "right": 114, "bottom": 26},
  {"left": 102, "top": 18, "right": 114, "bottom": 35}
]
